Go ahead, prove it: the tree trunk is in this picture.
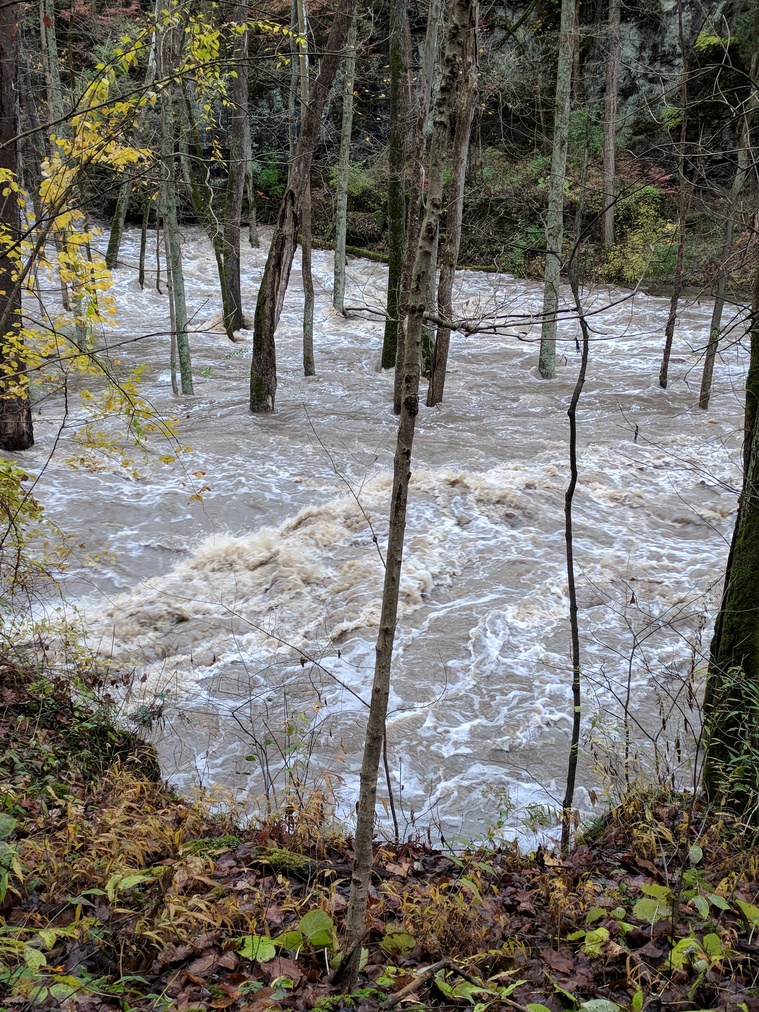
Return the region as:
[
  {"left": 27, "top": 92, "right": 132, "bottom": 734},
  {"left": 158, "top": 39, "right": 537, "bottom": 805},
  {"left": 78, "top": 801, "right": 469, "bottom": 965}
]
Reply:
[
  {"left": 538, "top": 0, "right": 576, "bottom": 379},
  {"left": 659, "top": 0, "right": 690, "bottom": 390},
  {"left": 427, "top": 0, "right": 478, "bottom": 407},
  {"left": 698, "top": 130, "right": 749, "bottom": 409},
  {"left": 703, "top": 263, "right": 759, "bottom": 816},
  {"left": 295, "top": 0, "right": 315, "bottom": 376},
  {"left": 105, "top": 0, "right": 159, "bottom": 269},
  {"left": 249, "top": 0, "right": 356, "bottom": 413},
  {"left": 159, "top": 17, "right": 193, "bottom": 394},
  {"left": 392, "top": 0, "right": 442, "bottom": 413},
  {"left": 245, "top": 115, "right": 259, "bottom": 248},
  {"left": 699, "top": 31, "right": 757, "bottom": 410},
  {"left": 0, "top": 0, "right": 34, "bottom": 450},
  {"left": 333, "top": 14, "right": 358, "bottom": 316},
  {"left": 600, "top": 0, "right": 620, "bottom": 248},
  {"left": 221, "top": 0, "right": 249, "bottom": 337},
  {"left": 39, "top": 0, "right": 70, "bottom": 311},
  {"left": 336, "top": 0, "right": 473, "bottom": 991},
  {"left": 380, "top": 0, "right": 409, "bottom": 369}
]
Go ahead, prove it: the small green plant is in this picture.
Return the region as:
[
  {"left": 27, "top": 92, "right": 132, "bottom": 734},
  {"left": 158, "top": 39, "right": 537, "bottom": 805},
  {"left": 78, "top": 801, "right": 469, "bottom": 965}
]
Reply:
[
  {"left": 256, "top": 149, "right": 285, "bottom": 199},
  {"left": 328, "top": 161, "right": 377, "bottom": 200},
  {"left": 238, "top": 909, "right": 338, "bottom": 963},
  {"left": 601, "top": 184, "right": 675, "bottom": 284}
]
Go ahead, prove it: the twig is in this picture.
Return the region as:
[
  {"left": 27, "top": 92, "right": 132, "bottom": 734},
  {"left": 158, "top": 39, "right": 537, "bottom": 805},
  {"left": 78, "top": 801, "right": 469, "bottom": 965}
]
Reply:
[{"left": 382, "top": 959, "right": 450, "bottom": 1008}]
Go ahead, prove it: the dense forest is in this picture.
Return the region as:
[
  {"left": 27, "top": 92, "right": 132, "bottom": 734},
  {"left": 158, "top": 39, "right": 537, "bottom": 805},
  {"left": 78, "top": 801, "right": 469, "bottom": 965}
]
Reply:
[{"left": 2, "top": 0, "right": 759, "bottom": 1006}]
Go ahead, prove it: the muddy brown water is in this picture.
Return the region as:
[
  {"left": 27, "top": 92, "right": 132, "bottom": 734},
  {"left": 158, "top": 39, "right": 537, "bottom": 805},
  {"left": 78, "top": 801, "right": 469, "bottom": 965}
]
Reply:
[{"left": 19, "top": 227, "right": 748, "bottom": 844}]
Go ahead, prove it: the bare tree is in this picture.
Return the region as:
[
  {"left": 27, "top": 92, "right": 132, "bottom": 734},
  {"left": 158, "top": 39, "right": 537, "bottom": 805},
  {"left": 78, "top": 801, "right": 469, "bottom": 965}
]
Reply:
[
  {"left": 538, "top": 0, "right": 576, "bottom": 379},
  {"left": 427, "top": 0, "right": 478, "bottom": 406},
  {"left": 0, "top": 0, "right": 34, "bottom": 450},
  {"left": 333, "top": 14, "right": 358, "bottom": 317},
  {"left": 336, "top": 0, "right": 474, "bottom": 989},
  {"left": 249, "top": 0, "right": 356, "bottom": 413},
  {"left": 600, "top": 0, "right": 620, "bottom": 248}
]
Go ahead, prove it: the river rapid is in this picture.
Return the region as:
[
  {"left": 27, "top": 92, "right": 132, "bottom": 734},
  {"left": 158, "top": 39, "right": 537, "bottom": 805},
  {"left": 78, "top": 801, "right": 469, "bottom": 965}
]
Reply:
[{"left": 20, "top": 226, "right": 749, "bottom": 844}]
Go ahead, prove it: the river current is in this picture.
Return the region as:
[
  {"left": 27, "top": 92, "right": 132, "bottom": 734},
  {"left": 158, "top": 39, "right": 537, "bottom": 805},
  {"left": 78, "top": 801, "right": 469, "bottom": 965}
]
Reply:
[{"left": 21, "top": 226, "right": 748, "bottom": 844}]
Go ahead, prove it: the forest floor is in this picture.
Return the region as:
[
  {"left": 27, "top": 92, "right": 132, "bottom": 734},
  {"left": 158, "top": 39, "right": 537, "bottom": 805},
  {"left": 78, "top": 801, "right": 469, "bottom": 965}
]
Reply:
[{"left": 2, "top": 659, "right": 759, "bottom": 1012}]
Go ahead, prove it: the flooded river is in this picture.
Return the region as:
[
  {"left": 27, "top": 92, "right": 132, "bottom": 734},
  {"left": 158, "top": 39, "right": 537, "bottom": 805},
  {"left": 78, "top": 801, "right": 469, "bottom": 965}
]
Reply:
[{"left": 20, "top": 226, "right": 748, "bottom": 843}]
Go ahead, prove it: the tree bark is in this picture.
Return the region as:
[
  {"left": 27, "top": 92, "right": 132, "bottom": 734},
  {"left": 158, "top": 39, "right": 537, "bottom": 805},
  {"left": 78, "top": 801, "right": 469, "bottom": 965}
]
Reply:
[
  {"left": 159, "top": 14, "right": 193, "bottom": 394},
  {"left": 333, "top": 14, "right": 358, "bottom": 317},
  {"left": 659, "top": 0, "right": 690, "bottom": 390},
  {"left": 392, "top": 0, "right": 442, "bottom": 413},
  {"left": 600, "top": 0, "right": 620, "bottom": 248},
  {"left": 538, "top": 0, "right": 576, "bottom": 379},
  {"left": 0, "top": 0, "right": 34, "bottom": 450},
  {"left": 699, "top": 27, "right": 757, "bottom": 410},
  {"left": 221, "top": 0, "right": 250, "bottom": 337},
  {"left": 703, "top": 263, "right": 759, "bottom": 816},
  {"left": 380, "top": 0, "right": 409, "bottom": 369},
  {"left": 295, "top": 0, "right": 315, "bottom": 376},
  {"left": 427, "top": 0, "right": 478, "bottom": 406},
  {"left": 250, "top": 0, "right": 356, "bottom": 413},
  {"left": 336, "top": 0, "right": 473, "bottom": 990},
  {"left": 105, "top": 0, "right": 159, "bottom": 269}
]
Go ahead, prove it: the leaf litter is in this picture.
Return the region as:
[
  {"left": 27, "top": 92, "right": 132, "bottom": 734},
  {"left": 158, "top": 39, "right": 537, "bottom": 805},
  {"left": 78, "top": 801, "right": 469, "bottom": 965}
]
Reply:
[{"left": 2, "top": 662, "right": 759, "bottom": 1012}]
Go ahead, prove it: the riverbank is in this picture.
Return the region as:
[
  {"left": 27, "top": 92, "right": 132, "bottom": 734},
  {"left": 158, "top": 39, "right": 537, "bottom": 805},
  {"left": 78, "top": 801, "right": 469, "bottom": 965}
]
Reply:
[{"left": 2, "top": 659, "right": 759, "bottom": 1012}]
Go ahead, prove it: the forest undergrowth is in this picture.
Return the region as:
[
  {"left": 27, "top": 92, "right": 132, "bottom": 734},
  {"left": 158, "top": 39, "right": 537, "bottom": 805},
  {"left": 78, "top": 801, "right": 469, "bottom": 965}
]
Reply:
[{"left": 2, "top": 657, "right": 759, "bottom": 1012}]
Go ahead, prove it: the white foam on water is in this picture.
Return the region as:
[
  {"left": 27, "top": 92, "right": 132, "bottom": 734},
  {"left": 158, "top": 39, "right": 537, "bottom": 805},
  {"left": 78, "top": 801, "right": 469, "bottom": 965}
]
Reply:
[{"left": 19, "top": 224, "right": 748, "bottom": 842}]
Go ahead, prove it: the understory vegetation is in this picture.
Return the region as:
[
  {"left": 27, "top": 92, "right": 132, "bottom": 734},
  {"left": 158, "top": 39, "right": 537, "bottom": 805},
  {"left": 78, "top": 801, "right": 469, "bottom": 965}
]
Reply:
[{"left": 2, "top": 658, "right": 759, "bottom": 1012}]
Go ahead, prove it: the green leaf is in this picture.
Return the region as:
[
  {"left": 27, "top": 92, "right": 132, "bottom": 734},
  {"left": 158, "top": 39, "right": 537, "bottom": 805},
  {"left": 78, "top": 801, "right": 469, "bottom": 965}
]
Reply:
[
  {"left": 641, "top": 883, "right": 672, "bottom": 900},
  {"left": 585, "top": 907, "right": 607, "bottom": 925},
  {"left": 238, "top": 934, "right": 276, "bottom": 962},
  {"left": 633, "top": 896, "right": 671, "bottom": 923},
  {"left": 632, "top": 989, "right": 644, "bottom": 1012},
  {"left": 688, "top": 844, "right": 703, "bottom": 866},
  {"left": 708, "top": 893, "right": 730, "bottom": 911},
  {"left": 0, "top": 815, "right": 18, "bottom": 840},
  {"left": 567, "top": 930, "right": 586, "bottom": 941},
  {"left": 299, "top": 910, "right": 335, "bottom": 948},
  {"left": 23, "top": 947, "right": 47, "bottom": 972},
  {"left": 579, "top": 1001, "right": 623, "bottom": 1012},
  {"left": 274, "top": 929, "right": 304, "bottom": 950},
  {"left": 669, "top": 936, "right": 702, "bottom": 970},
  {"left": 526, "top": 1005, "right": 553, "bottom": 1012},
  {"left": 48, "top": 981, "right": 80, "bottom": 999},
  {"left": 692, "top": 895, "right": 710, "bottom": 918},
  {"left": 379, "top": 931, "right": 416, "bottom": 956},
  {"left": 736, "top": 900, "right": 759, "bottom": 927},
  {"left": 582, "top": 927, "right": 610, "bottom": 958},
  {"left": 702, "top": 933, "right": 724, "bottom": 959},
  {"left": 36, "top": 929, "right": 60, "bottom": 949}
]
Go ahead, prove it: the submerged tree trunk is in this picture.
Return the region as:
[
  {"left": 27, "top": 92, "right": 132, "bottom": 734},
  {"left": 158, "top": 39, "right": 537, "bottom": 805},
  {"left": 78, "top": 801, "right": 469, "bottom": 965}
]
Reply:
[
  {"left": 245, "top": 114, "right": 259, "bottom": 248},
  {"left": 380, "top": 0, "right": 409, "bottom": 369},
  {"left": 295, "top": 0, "right": 315, "bottom": 376},
  {"left": 159, "top": 17, "right": 193, "bottom": 394},
  {"left": 699, "top": 130, "right": 750, "bottom": 409},
  {"left": 659, "top": 0, "right": 690, "bottom": 390},
  {"left": 703, "top": 263, "right": 759, "bottom": 817},
  {"left": 427, "top": 0, "right": 478, "bottom": 406},
  {"left": 105, "top": 0, "right": 159, "bottom": 269},
  {"left": 221, "top": 0, "right": 249, "bottom": 337},
  {"left": 249, "top": 0, "right": 356, "bottom": 413},
  {"left": 392, "top": 0, "right": 442, "bottom": 413},
  {"left": 0, "top": 0, "right": 34, "bottom": 450},
  {"left": 600, "top": 0, "right": 620, "bottom": 247},
  {"left": 333, "top": 14, "right": 358, "bottom": 316},
  {"left": 700, "top": 31, "right": 757, "bottom": 409},
  {"left": 337, "top": 0, "right": 473, "bottom": 990},
  {"left": 39, "top": 0, "right": 70, "bottom": 311},
  {"left": 538, "top": 0, "right": 576, "bottom": 379}
]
